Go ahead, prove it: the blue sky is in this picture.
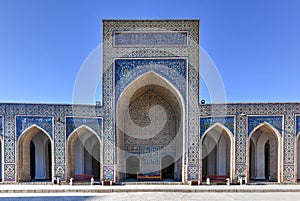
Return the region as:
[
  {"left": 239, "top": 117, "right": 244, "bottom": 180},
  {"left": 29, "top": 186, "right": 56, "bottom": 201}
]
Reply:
[{"left": 0, "top": 0, "right": 299, "bottom": 104}]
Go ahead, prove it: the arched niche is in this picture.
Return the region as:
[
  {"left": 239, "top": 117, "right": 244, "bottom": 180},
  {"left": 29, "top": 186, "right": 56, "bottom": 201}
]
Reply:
[
  {"left": 116, "top": 71, "right": 185, "bottom": 182},
  {"left": 17, "top": 125, "right": 53, "bottom": 182},
  {"left": 66, "top": 125, "right": 101, "bottom": 181},
  {"left": 248, "top": 123, "right": 281, "bottom": 182},
  {"left": 201, "top": 123, "right": 234, "bottom": 181}
]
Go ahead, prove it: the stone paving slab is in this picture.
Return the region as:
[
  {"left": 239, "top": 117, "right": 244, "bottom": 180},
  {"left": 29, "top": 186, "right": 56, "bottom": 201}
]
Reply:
[{"left": 1, "top": 184, "right": 300, "bottom": 193}]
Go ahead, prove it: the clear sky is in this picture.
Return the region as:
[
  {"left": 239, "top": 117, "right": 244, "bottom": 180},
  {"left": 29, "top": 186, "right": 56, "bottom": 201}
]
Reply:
[{"left": 0, "top": 0, "right": 299, "bottom": 104}]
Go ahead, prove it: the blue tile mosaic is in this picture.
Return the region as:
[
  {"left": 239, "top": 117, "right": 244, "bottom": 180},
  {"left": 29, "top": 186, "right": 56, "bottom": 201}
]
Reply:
[
  {"left": 295, "top": 116, "right": 300, "bottom": 135},
  {"left": 0, "top": 116, "right": 2, "bottom": 138},
  {"left": 103, "top": 165, "right": 114, "bottom": 180},
  {"left": 115, "top": 59, "right": 187, "bottom": 102},
  {"left": 114, "top": 32, "right": 188, "bottom": 47},
  {"left": 248, "top": 116, "right": 283, "bottom": 135},
  {"left": 199, "top": 116, "right": 235, "bottom": 137},
  {"left": 16, "top": 116, "right": 53, "bottom": 139},
  {"left": 65, "top": 117, "right": 103, "bottom": 139}
]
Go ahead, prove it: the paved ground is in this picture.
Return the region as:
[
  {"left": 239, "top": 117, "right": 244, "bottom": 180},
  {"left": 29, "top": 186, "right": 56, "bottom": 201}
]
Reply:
[
  {"left": 0, "top": 184, "right": 300, "bottom": 200},
  {"left": 0, "top": 192, "right": 300, "bottom": 201}
]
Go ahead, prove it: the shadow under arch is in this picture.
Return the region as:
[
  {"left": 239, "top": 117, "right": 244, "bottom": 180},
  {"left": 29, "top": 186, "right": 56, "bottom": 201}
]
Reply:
[
  {"left": 17, "top": 125, "right": 53, "bottom": 182},
  {"left": 161, "top": 155, "right": 175, "bottom": 179},
  {"left": 125, "top": 155, "right": 140, "bottom": 180},
  {"left": 248, "top": 122, "right": 282, "bottom": 183},
  {"left": 66, "top": 125, "right": 102, "bottom": 181},
  {"left": 201, "top": 122, "right": 235, "bottom": 182},
  {"left": 116, "top": 71, "right": 185, "bottom": 182}
]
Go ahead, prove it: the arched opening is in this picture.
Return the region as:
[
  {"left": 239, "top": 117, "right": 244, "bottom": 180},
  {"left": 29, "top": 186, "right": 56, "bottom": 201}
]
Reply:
[
  {"left": 18, "top": 126, "right": 53, "bottom": 181},
  {"left": 162, "top": 155, "right": 175, "bottom": 179},
  {"left": 67, "top": 126, "right": 101, "bottom": 181},
  {"left": 126, "top": 156, "right": 140, "bottom": 180},
  {"left": 201, "top": 124, "right": 233, "bottom": 181},
  {"left": 117, "top": 72, "right": 184, "bottom": 182},
  {"left": 249, "top": 123, "right": 280, "bottom": 182}
]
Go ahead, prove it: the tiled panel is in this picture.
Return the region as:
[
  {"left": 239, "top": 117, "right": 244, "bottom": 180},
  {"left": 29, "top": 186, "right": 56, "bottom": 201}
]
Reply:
[
  {"left": 248, "top": 116, "right": 283, "bottom": 135},
  {"left": 199, "top": 116, "right": 235, "bottom": 137},
  {"left": 115, "top": 58, "right": 187, "bottom": 102},
  {"left": 0, "top": 116, "right": 2, "bottom": 138},
  {"left": 295, "top": 115, "right": 300, "bottom": 135},
  {"left": 114, "top": 31, "right": 188, "bottom": 47},
  {"left": 15, "top": 116, "right": 53, "bottom": 139},
  {"left": 103, "top": 165, "right": 114, "bottom": 180},
  {"left": 65, "top": 117, "right": 103, "bottom": 139}
]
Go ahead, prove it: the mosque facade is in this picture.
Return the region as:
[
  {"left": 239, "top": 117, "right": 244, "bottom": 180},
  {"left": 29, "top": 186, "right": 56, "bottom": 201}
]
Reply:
[{"left": 0, "top": 20, "right": 299, "bottom": 184}]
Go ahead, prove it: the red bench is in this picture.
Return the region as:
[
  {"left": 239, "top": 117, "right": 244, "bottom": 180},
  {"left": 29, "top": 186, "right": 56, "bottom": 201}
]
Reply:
[
  {"left": 74, "top": 174, "right": 94, "bottom": 181},
  {"left": 206, "top": 175, "right": 228, "bottom": 184},
  {"left": 137, "top": 171, "right": 162, "bottom": 181}
]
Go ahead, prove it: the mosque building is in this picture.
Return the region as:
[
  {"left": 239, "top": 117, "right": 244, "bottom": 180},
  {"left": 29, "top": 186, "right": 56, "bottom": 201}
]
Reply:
[{"left": 0, "top": 20, "right": 298, "bottom": 184}]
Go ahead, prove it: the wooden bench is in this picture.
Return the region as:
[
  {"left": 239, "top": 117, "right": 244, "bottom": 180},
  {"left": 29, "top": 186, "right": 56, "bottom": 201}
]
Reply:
[
  {"left": 137, "top": 171, "right": 162, "bottom": 181},
  {"left": 206, "top": 175, "right": 229, "bottom": 185},
  {"left": 74, "top": 174, "right": 94, "bottom": 181}
]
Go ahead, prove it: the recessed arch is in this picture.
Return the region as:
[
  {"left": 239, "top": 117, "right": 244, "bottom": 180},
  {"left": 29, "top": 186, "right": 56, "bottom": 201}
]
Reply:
[
  {"left": 248, "top": 122, "right": 282, "bottom": 183},
  {"left": 116, "top": 71, "right": 185, "bottom": 182},
  {"left": 66, "top": 125, "right": 101, "bottom": 181},
  {"left": 125, "top": 155, "right": 140, "bottom": 180},
  {"left": 161, "top": 155, "right": 175, "bottom": 179},
  {"left": 17, "top": 125, "right": 53, "bottom": 182},
  {"left": 201, "top": 123, "right": 235, "bottom": 182}
]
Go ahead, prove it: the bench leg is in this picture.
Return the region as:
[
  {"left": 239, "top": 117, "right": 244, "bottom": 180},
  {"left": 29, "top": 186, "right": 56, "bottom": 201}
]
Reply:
[
  {"left": 91, "top": 177, "right": 94, "bottom": 185},
  {"left": 226, "top": 178, "right": 230, "bottom": 185},
  {"left": 206, "top": 178, "right": 210, "bottom": 185}
]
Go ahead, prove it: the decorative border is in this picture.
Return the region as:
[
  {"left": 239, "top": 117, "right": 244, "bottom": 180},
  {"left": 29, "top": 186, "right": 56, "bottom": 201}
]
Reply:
[
  {"left": 199, "top": 115, "right": 235, "bottom": 137},
  {"left": 247, "top": 115, "right": 284, "bottom": 135},
  {"left": 15, "top": 115, "right": 54, "bottom": 140},
  {"left": 114, "top": 57, "right": 188, "bottom": 103},
  {"left": 65, "top": 116, "right": 103, "bottom": 140},
  {"left": 113, "top": 31, "right": 189, "bottom": 47}
]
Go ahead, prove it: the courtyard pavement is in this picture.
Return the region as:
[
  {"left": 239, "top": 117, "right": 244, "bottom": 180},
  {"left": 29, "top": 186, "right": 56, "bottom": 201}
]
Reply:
[
  {"left": 0, "top": 183, "right": 300, "bottom": 193},
  {"left": 0, "top": 184, "right": 300, "bottom": 200},
  {"left": 1, "top": 192, "right": 300, "bottom": 201}
]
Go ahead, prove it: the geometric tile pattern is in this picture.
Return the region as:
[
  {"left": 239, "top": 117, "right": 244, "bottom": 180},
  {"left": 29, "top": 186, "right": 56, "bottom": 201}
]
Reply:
[
  {"left": 187, "top": 166, "right": 199, "bottom": 180},
  {"left": 15, "top": 116, "right": 53, "bottom": 139},
  {"left": 114, "top": 31, "right": 188, "bottom": 47},
  {"left": 235, "top": 115, "right": 247, "bottom": 164},
  {"left": 199, "top": 116, "right": 235, "bottom": 137},
  {"left": 4, "top": 164, "right": 15, "bottom": 182},
  {"left": 103, "top": 165, "right": 114, "bottom": 180}
]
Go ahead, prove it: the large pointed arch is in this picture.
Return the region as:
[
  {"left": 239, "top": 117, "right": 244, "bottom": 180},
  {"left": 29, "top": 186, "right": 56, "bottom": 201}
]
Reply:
[
  {"left": 66, "top": 125, "right": 102, "bottom": 181},
  {"left": 200, "top": 122, "right": 235, "bottom": 182},
  {"left": 116, "top": 71, "right": 185, "bottom": 182},
  {"left": 248, "top": 122, "right": 282, "bottom": 183},
  {"left": 17, "top": 125, "right": 53, "bottom": 182}
]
